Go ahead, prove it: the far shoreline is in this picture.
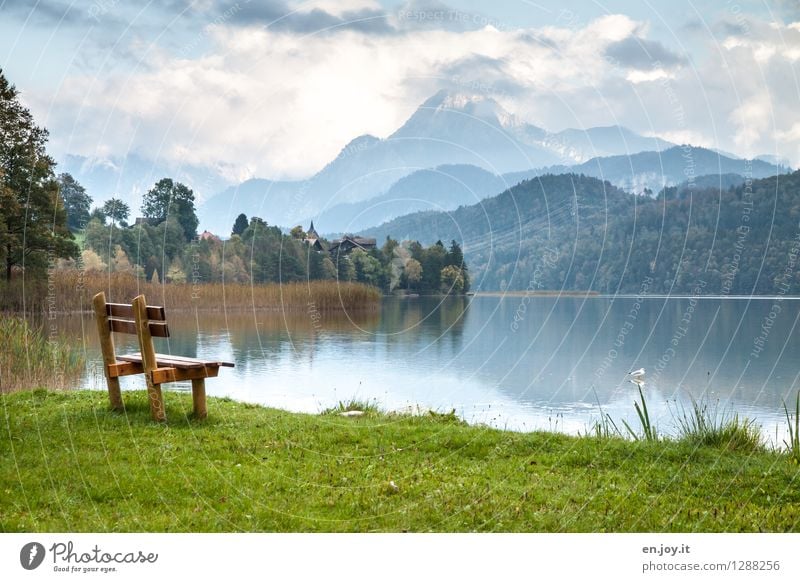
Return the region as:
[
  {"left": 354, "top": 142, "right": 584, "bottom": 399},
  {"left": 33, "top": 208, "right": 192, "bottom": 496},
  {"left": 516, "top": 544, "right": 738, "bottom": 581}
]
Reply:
[{"left": 470, "top": 291, "right": 800, "bottom": 300}]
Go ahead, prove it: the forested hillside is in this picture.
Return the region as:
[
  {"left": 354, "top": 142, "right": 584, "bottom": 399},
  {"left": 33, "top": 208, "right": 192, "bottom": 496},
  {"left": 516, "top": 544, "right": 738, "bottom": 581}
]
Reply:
[{"left": 363, "top": 171, "right": 800, "bottom": 294}]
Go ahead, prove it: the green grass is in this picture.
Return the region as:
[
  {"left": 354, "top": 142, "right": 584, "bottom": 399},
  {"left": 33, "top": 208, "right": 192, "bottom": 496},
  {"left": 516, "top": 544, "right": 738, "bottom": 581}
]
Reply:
[
  {"left": 784, "top": 392, "right": 800, "bottom": 463},
  {"left": 675, "top": 396, "right": 764, "bottom": 453},
  {"left": 621, "top": 384, "right": 658, "bottom": 442},
  {"left": 2, "top": 389, "right": 800, "bottom": 532}
]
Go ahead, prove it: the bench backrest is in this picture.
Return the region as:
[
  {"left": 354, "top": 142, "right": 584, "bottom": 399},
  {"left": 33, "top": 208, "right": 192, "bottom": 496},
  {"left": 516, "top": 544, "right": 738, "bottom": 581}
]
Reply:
[
  {"left": 92, "top": 292, "right": 169, "bottom": 376},
  {"left": 104, "top": 301, "right": 170, "bottom": 337}
]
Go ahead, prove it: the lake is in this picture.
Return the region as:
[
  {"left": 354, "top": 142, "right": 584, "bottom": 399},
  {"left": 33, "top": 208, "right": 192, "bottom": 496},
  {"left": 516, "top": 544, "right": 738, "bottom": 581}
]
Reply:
[{"left": 60, "top": 295, "right": 800, "bottom": 444}]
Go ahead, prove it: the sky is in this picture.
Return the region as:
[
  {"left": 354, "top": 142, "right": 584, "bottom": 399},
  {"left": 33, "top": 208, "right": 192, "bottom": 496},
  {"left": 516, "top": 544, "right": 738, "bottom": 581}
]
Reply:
[{"left": 1, "top": 0, "right": 799, "bottom": 184}]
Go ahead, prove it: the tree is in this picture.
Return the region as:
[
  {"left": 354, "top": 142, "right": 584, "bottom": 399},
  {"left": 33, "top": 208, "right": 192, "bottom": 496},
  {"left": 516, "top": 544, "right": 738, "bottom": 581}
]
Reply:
[
  {"left": 336, "top": 254, "right": 355, "bottom": 282},
  {"left": 102, "top": 198, "right": 130, "bottom": 227},
  {"left": 58, "top": 173, "right": 91, "bottom": 231},
  {"left": 445, "top": 240, "right": 469, "bottom": 292},
  {"left": 89, "top": 207, "right": 106, "bottom": 224},
  {"left": 440, "top": 265, "right": 465, "bottom": 294},
  {"left": 420, "top": 240, "right": 446, "bottom": 291},
  {"left": 141, "top": 178, "right": 198, "bottom": 241},
  {"left": 290, "top": 225, "right": 306, "bottom": 239},
  {"left": 232, "top": 213, "right": 248, "bottom": 236},
  {"left": 405, "top": 258, "right": 422, "bottom": 290},
  {"left": 0, "top": 69, "right": 77, "bottom": 280}
]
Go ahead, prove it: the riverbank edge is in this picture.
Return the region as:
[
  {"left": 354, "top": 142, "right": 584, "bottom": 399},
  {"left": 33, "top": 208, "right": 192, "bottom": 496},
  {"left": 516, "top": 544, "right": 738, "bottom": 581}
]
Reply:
[{"left": 2, "top": 389, "right": 799, "bottom": 532}]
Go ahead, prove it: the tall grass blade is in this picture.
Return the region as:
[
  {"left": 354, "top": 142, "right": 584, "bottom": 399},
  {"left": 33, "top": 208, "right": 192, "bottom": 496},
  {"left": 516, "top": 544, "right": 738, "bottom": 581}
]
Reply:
[{"left": 783, "top": 391, "right": 800, "bottom": 462}]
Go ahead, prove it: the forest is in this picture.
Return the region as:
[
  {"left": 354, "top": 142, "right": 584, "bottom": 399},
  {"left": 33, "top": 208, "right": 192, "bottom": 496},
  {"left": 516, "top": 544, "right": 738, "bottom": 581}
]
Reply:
[{"left": 363, "top": 171, "right": 800, "bottom": 295}]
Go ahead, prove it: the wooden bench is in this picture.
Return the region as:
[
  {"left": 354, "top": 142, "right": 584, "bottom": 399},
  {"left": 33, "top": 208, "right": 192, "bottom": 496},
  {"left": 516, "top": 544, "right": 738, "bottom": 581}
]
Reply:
[{"left": 92, "top": 291, "right": 234, "bottom": 421}]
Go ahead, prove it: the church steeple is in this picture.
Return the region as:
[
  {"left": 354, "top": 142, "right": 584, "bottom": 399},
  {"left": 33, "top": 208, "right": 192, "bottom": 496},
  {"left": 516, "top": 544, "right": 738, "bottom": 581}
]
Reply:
[{"left": 307, "top": 221, "right": 319, "bottom": 239}]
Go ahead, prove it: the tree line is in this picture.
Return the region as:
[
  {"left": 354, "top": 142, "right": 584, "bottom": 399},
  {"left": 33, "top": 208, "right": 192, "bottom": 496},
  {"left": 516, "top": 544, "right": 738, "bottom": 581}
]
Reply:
[
  {"left": 79, "top": 205, "right": 468, "bottom": 294},
  {"left": 364, "top": 170, "right": 800, "bottom": 295},
  {"left": 1, "top": 66, "right": 469, "bottom": 294}
]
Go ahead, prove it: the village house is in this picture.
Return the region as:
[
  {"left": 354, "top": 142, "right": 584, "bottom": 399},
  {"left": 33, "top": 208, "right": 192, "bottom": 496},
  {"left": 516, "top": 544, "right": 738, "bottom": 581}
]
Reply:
[
  {"left": 302, "top": 222, "right": 377, "bottom": 255},
  {"left": 327, "top": 234, "right": 377, "bottom": 255}
]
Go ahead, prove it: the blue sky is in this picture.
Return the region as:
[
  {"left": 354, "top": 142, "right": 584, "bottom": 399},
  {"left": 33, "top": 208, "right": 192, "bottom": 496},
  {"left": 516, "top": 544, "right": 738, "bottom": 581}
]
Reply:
[{"left": 1, "top": 0, "right": 798, "bottom": 184}]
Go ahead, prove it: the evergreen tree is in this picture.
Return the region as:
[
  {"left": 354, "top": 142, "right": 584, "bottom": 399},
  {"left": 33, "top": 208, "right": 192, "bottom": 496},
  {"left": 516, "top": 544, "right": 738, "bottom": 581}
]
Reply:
[
  {"left": 232, "top": 213, "right": 248, "bottom": 236},
  {"left": 58, "top": 173, "right": 91, "bottom": 232},
  {"left": 0, "top": 69, "right": 77, "bottom": 280}
]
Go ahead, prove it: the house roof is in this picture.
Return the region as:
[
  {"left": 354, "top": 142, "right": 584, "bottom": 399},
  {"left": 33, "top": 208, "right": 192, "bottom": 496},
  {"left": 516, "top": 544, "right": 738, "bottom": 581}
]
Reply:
[{"left": 328, "top": 235, "right": 377, "bottom": 253}]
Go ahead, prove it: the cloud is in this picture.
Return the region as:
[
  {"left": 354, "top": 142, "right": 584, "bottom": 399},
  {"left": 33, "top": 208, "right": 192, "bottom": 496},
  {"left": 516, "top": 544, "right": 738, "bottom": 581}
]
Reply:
[
  {"left": 605, "top": 37, "right": 687, "bottom": 70},
  {"left": 225, "top": 1, "right": 394, "bottom": 34},
  {"left": 31, "top": 8, "right": 800, "bottom": 188},
  {"left": 775, "top": 0, "right": 800, "bottom": 22},
  {"left": 0, "top": 0, "right": 84, "bottom": 25}
]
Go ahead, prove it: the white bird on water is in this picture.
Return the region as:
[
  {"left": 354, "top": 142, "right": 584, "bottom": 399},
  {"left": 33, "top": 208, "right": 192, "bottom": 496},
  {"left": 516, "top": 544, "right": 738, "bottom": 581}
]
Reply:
[{"left": 628, "top": 368, "right": 645, "bottom": 386}]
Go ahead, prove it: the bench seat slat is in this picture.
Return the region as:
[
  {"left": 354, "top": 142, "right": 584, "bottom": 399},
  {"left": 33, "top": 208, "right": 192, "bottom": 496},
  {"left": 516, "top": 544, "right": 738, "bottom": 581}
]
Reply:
[{"left": 117, "top": 352, "right": 234, "bottom": 369}]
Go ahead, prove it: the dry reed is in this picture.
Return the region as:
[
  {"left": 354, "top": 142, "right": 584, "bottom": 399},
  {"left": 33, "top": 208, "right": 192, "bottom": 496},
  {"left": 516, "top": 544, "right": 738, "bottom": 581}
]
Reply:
[
  {"left": 1, "top": 271, "right": 381, "bottom": 314},
  {"left": 0, "top": 317, "right": 85, "bottom": 392}
]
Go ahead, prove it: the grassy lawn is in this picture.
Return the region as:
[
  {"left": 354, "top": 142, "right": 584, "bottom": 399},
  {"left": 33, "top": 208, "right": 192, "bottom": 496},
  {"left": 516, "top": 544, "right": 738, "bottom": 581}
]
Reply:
[{"left": 2, "top": 389, "right": 799, "bottom": 532}]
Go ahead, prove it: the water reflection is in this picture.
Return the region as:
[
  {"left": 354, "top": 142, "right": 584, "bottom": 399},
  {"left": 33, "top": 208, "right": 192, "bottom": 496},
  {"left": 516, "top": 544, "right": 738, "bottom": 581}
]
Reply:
[{"left": 55, "top": 295, "right": 800, "bottom": 442}]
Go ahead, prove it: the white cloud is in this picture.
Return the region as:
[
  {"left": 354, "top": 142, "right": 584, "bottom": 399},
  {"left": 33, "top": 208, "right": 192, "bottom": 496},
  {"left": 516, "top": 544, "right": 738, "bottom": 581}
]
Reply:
[
  {"left": 625, "top": 68, "right": 673, "bottom": 83},
  {"left": 730, "top": 93, "right": 773, "bottom": 150},
  {"left": 35, "top": 10, "right": 800, "bottom": 186}
]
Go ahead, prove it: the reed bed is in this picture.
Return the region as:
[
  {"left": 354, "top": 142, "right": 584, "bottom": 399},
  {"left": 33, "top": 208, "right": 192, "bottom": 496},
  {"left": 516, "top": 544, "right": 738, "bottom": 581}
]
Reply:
[
  {"left": 674, "top": 396, "right": 764, "bottom": 452},
  {"left": 0, "top": 317, "right": 85, "bottom": 393},
  {"left": 0, "top": 271, "right": 381, "bottom": 314}
]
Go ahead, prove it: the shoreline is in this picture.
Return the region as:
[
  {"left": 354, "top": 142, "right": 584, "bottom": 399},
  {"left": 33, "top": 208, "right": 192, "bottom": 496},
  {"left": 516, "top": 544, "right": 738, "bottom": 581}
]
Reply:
[
  {"left": 2, "top": 389, "right": 798, "bottom": 532},
  {"left": 471, "top": 291, "right": 800, "bottom": 300}
]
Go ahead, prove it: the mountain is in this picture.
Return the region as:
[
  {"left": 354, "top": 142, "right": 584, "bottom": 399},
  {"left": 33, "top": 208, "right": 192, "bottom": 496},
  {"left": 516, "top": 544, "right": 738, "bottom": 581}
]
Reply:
[
  {"left": 755, "top": 154, "right": 794, "bottom": 169},
  {"left": 384, "top": 90, "right": 562, "bottom": 172},
  {"left": 361, "top": 170, "right": 800, "bottom": 294},
  {"left": 504, "top": 146, "right": 784, "bottom": 195},
  {"left": 197, "top": 91, "right": 680, "bottom": 235},
  {"left": 300, "top": 164, "right": 510, "bottom": 234},
  {"left": 545, "top": 126, "right": 674, "bottom": 162},
  {"left": 59, "top": 153, "right": 237, "bottom": 211}
]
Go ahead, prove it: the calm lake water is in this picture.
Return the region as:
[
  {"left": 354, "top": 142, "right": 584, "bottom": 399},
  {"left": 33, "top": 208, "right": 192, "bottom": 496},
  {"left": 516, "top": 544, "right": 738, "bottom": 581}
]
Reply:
[{"left": 60, "top": 295, "right": 800, "bottom": 443}]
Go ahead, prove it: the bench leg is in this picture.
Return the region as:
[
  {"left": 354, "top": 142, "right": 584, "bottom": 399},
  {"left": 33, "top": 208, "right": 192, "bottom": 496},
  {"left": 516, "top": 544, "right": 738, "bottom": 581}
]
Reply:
[
  {"left": 106, "top": 376, "right": 124, "bottom": 411},
  {"left": 192, "top": 378, "right": 207, "bottom": 419},
  {"left": 145, "top": 376, "right": 166, "bottom": 422}
]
